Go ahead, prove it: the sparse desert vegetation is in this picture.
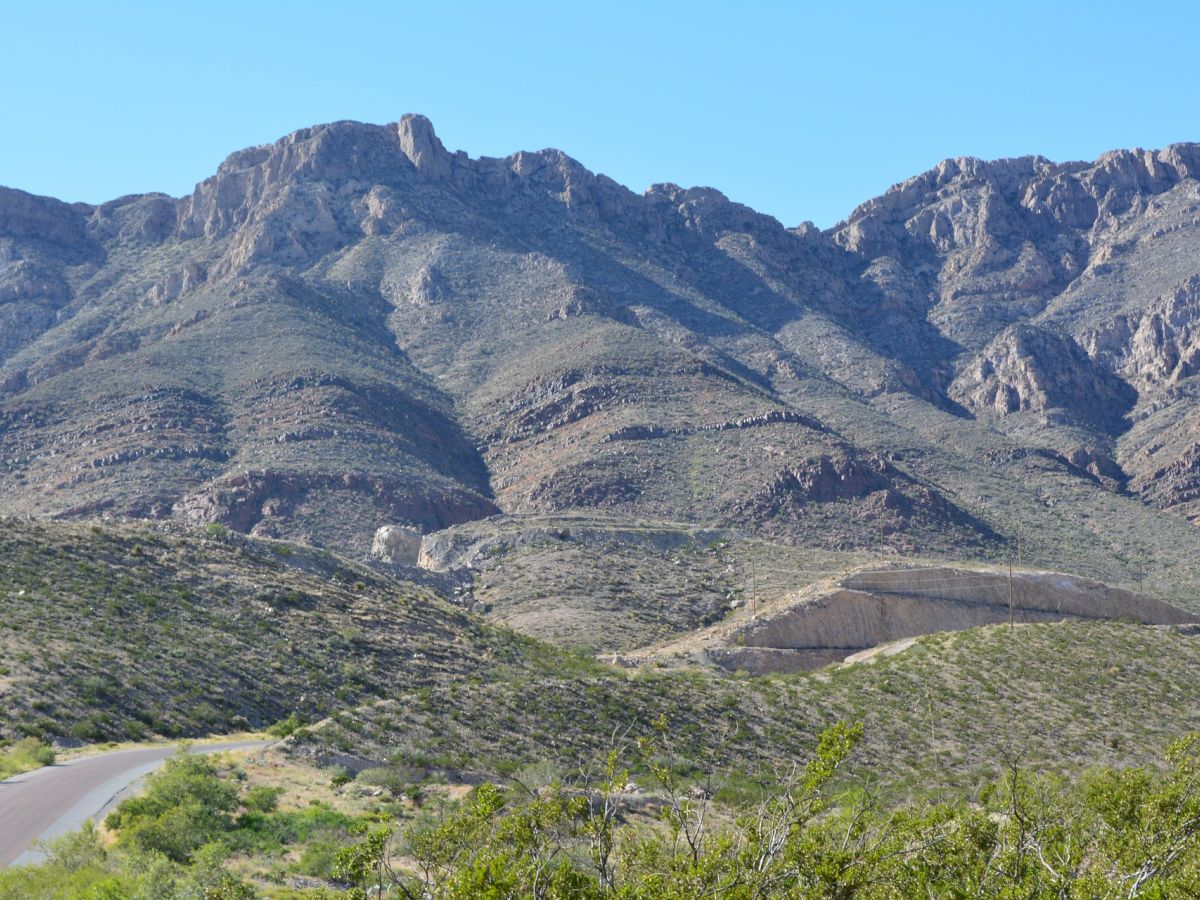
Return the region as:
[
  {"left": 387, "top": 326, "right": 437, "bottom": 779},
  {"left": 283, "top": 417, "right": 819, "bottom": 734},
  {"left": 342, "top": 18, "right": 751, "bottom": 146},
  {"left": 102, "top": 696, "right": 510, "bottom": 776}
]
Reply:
[
  {"left": 12, "top": 722, "right": 1200, "bottom": 897},
  {"left": 0, "top": 518, "right": 595, "bottom": 743},
  {"left": 4, "top": 37, "right": 1200, "bottom": 897}
]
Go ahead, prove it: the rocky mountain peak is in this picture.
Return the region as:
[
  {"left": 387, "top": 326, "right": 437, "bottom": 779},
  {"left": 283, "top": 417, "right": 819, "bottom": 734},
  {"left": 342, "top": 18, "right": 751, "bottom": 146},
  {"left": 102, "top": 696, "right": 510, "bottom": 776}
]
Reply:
[
  {"left": 395, "top": 113, "right": 452, "bottom": 179},
  {"left": 0, "top": 187, "right": 94, "bottom": 253}
]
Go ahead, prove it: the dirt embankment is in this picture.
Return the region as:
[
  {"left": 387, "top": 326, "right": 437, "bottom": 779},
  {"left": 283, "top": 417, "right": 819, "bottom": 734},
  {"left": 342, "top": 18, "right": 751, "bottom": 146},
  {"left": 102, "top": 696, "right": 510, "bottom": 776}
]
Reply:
[{"left": 669, "top": 567, "right": 1196, "bottom": 674}]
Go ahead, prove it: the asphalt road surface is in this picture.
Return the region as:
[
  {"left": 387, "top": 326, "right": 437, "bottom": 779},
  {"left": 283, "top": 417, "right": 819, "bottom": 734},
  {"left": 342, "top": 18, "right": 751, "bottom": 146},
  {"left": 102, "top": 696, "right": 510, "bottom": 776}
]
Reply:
[{"left": 0, "top": 740, "right": 269, "bottom": 868}]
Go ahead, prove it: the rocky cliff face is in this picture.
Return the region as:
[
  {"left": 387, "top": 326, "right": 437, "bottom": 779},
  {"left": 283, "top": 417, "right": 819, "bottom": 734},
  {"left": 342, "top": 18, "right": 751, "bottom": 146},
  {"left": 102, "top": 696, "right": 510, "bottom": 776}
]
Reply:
[
  {"left": 0, "top": 188, "right": 101, "bottom": 367},
  {"left": 831, "top": 143, "right": 1200, "bottom": 523},
  {"left": 2, "top": 117, "right": 1200, "bottom": 566},
  {"left": 949, "top": 323, "right": 1137, "bottom": 429},
  {"left": 1082, "top": 275, "right": 1200, "bottom": 387}
]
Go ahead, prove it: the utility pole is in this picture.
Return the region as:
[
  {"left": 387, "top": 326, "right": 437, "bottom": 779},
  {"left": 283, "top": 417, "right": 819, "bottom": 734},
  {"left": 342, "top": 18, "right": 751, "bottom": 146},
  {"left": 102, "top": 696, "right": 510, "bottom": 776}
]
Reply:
[
  {"left": 1008, "top": 556, "right": 1015, "bottom": 631},
  {"left": 927, "top": 683, "right": 935, "bottom": 745},
  {"left": 879, "top": 520, "right": 885, "bottom": 566}
]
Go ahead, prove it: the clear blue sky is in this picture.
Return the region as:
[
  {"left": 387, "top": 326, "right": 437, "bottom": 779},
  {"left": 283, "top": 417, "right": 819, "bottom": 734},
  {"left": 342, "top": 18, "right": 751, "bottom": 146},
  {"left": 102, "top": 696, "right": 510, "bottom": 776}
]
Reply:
[{"left": 3, "top": 1, "right": 1198, "bottom": 227}]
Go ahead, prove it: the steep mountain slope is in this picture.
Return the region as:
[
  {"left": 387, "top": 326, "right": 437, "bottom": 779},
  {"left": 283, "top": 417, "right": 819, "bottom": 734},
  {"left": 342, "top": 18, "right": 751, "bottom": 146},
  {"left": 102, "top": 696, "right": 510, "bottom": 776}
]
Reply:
[
  {"left": 2, "top": 117, "right": 1200, "bottom": 598},
  {"left": 834, "top": 148, "right": 1200, "bottom": 521}
]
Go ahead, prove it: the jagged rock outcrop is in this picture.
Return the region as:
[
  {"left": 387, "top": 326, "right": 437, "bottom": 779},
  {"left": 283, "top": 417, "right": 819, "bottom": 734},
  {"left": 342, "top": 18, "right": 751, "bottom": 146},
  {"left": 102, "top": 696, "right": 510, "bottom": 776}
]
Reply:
[
  {"left": 950, "top": 323, "right": 1137, "bottom": 430},
  {"left": 0, "top": 188, "right": 100, "bottom": 366},
  {"left": 602, "top": 410, "right": 827, "bottom": 443},
  {"left": 2, "top": 115, "right": 1200, "bottom": 571},
  {"left": 1082, "top": 275, "right": 1200, "bottom": 386},
  {"left": 753, "top": 454, "right": 890, "bottom": 505},
  {"left": 832, "top": 146, "right": 1200, "bottom": 417},
  {"left": 1128, "top": 443, "right": 1200, "bottom": 522},
  {"left": 723, "top": 449, "right": 997, "bottom": 552},
  {"left": 174, "top": 468, "right": 497, "bottom": 548},
  {"left": 1063, "top": 445, "right": 1127, "bottom": 486},
  {"left": 395, "top": 113, "right": 453, "bottom": 180}
]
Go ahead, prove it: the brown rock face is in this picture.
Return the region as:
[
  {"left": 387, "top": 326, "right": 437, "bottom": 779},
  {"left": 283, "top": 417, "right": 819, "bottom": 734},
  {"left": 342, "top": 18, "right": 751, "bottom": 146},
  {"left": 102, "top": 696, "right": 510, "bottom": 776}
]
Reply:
[
  {"left": 1129, "top": 443, "right": 1200, "bottom": 523},
  {"left": 1082, "top": 275, "right": 1200, "bottom": 387},
  {"left": 755, "top": 454, "right": 890, "bottom": 505}
]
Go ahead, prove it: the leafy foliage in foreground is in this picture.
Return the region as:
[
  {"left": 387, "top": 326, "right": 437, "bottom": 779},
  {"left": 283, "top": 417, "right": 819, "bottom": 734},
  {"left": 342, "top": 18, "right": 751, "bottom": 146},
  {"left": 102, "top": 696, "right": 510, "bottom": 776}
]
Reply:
[
  {"left": 11, "top": 727, "right": 1200, "bottom": 898},
  {"left": 0, "top": 751, "right": 354, "bottom": 899},
  {"left": 342, "top": 724, "right": 1200, "bottom": 898}
]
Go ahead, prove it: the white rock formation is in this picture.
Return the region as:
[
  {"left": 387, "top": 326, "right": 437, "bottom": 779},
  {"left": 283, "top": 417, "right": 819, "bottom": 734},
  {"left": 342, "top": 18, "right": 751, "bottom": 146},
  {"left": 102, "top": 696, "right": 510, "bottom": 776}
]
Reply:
[{"left": 371, "top": 525, "right": 422, "bottom": 565}]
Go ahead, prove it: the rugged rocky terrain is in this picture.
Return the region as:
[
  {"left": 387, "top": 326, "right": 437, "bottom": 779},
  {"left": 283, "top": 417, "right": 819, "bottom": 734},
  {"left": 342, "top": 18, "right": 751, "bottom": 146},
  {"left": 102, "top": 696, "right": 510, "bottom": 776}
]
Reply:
[{"left": 3, "top": 116, "right": 1200, "bottom": 646}]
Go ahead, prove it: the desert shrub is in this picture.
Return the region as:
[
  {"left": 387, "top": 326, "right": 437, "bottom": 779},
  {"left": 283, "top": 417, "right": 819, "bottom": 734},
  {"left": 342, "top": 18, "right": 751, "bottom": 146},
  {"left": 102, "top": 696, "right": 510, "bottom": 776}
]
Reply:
[
  {"left": 266, "top": 712, "right": 305, "bottom": 738},
  {"left": 0, "top": 822, "right": 176, "bottom": 899},
  {"left": 355, "top": 723, "right": 1200, "bottom": 897},
  {"left": 242, "top": 784, "right": 282, "bottom": 814},
  {"left": 0, "top": 737, "right": 55, "bottom": 778},
  {"left": 356, "top": 766, "right": 410, "bottom": 798},
  {"left": 298, "top": 836, "right": 343, "bottom": 878},
  {"left": 105, "top": 753, "right": 240, "bottom": 863}
]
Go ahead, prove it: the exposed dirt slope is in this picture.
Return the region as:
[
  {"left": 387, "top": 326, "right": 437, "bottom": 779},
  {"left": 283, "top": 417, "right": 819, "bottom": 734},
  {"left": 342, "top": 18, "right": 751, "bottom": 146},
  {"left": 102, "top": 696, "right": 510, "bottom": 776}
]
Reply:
[{"left": 643, "top": 565, "right": 1197, "bottom": 673}]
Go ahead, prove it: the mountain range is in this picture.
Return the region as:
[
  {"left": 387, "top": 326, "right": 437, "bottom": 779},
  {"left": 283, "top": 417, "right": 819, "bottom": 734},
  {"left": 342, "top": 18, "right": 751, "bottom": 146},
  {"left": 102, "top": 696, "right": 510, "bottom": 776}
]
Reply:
[{"left": 3, "top": 114, "right": 1200, "bottom": 601}]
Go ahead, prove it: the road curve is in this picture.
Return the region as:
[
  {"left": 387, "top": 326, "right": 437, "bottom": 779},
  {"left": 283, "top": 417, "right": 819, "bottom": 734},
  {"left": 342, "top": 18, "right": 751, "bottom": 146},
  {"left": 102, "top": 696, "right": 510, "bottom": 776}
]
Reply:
[{"left": 0, "top": 740, "right": 269, "bottom": 868}]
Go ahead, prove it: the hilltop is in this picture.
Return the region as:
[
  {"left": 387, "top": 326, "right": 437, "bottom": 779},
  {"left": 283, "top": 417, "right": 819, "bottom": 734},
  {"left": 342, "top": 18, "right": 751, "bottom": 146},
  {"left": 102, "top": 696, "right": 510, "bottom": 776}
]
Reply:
[{"left": 0, "top": 518, "right": 584, "bottom": 743}]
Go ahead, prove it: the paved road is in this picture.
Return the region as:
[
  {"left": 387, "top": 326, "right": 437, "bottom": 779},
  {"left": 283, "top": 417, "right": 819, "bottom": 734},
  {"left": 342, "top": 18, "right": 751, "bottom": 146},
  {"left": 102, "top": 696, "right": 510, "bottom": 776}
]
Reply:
[{"left": 0, "top": 740, "right": 269, "bottom": 868}]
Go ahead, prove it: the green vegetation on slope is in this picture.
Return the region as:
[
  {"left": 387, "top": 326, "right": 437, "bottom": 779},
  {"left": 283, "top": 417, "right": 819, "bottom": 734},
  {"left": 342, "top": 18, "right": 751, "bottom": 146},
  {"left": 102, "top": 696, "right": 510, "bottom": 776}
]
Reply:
[
  {"left": 0, "top": 518, "right": 598, "bottom": 743},
  {"left": 4, "top": 515, "right": 1198, "bottom": 798},
  {"left": 300, "top": 619, "right": 1200, "bottom": 795},
  {"left": 0, "top": 737, "right": 55, "bottom": 779}
]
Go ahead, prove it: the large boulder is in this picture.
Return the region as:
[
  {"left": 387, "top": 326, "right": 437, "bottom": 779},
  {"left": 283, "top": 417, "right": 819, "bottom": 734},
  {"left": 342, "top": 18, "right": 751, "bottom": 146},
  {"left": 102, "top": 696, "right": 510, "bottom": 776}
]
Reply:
[{"left": 371, "top": 525, "right": 422, "bottom": 565}]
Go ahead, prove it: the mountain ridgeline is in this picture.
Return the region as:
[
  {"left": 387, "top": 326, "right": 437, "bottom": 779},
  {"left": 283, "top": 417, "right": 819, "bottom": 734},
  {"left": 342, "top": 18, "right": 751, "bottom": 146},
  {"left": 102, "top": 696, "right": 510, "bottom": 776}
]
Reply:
[{"left": 3, "top": 115, "right": 1200, "bottom": 589}]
